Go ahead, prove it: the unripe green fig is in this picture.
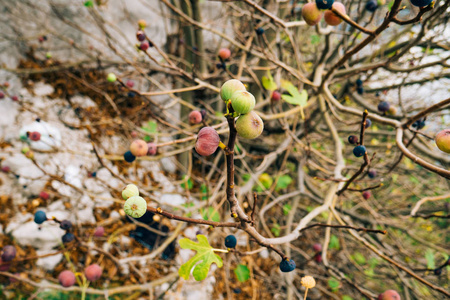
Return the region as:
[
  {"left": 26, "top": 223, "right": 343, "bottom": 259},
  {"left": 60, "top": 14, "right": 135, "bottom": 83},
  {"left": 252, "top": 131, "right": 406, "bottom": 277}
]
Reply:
[
  {"left": 124, "top": 196, "right": 147, "bottom": 218},
  {"left": 435, "top": 129, "right": 450, "bottom": 153},
  {"left": 122, "top": 184, "right": 139, "bottom": 200},
  {"left": 235, "top": 111, "right": 264, "bottom": 139},
  {"left": 324, "top": 2, "right": 345, "bottom": 26},
  {"left": 130, "top": 139, "right": 148, "bottom": 157},
  {"left": 107, "top": 73, "right": 117, "bottom": 82},
  {"left": 220, "top": 79, "right": 246, "bottom": 101},
  {"left": 230, "top": 91, "right": 256, "bottom": 114},
  {"left": 302, "top": 2, "right": 322, "bottom": 26}
]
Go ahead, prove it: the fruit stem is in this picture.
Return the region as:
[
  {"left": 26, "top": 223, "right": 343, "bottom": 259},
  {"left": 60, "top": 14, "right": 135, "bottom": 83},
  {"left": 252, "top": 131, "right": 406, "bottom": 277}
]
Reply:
[{"left": 303, "top": 288, "right": 309, "bottom": 300}]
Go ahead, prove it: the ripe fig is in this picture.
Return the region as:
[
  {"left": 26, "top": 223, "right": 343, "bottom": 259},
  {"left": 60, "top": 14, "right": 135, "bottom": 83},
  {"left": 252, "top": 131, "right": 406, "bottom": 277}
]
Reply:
[
  {"left": 324, "top": 2, "right": 346, "bottom": 26},
  {"left": 58, "top": 270, "right": 76, "bottom": 287},
  {"left": 377, "top": 101, "right": 390, "bottom": 113},
  {"left": 189, "top": 110, "right": 203, "bottom": 124},
  {"left": 353, "top": 145, "right": 367, "bottom": 157},
  {"left": 218, "top": 48, "right": 231, "bottom": 60},
  {"left": 147, "top": 142, "right": 157, "bottom": 155},
  {"left": 302, "top": 2, "right": 323, "bottom": 25},
  {"left": 378, "top": 290, "right": 401, "bottom": 300},
  {"left": 235, "top": 111, "right": 264, "bottom": 139},
  {"left": 230, "top": 91, "right": 256, "bottom": 114},
  {"left": 362, "top": 191, "right": 371, "bottom": 199},
  {"left": 435, "top": 129, "right": 450, "bottom": 153},
  {"left": 85, "top": 264, "right": 102, "bottom": 281},
  {"left": 130, "top": 139, "right": 148, "bottom": 157},
  {"left": 271, "top": 91, "right": 281, "bottom": 102},
  {"left": 195, "top": 127, "right": 220, "bottom": 156}
]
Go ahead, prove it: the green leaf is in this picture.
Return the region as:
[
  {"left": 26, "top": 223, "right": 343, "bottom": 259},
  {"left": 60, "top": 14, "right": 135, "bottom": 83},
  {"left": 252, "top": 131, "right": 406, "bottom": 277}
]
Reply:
[
  {"left": 181, "top": 175, "right": 193, "bottom": 190},
  {"left": 271, "top": 223, "right": 281, "bottom": 237},
  {"left": 351, "top": 252, "right": 366, "bottom": 265},
  {"left": 201, "top": 207, "right": 220, "bottom": 222},
  {"left": 200, "top": 183, "right": 209, "bottom": 201},
  {"left": 329, "top": 234, "right": 340, "bottom": 250},
  {"left": 310, "top": 34, "right": 320, "bottom": 45},
  {"left": 280, "top": 80, "right": 308, "bottom": 119},
  {"left": 234, "top": 264, "right": 250, "bottom": 282},
  {"left": 328, "top": 278, "right": 340, "bottom": 291},
  {"left": 142, "top": 120, "right": 158, "bottom": 134},
  {"left": 261, "top": 71, "right": 277, "bottom": 91},
  {"left": 283, "top": 204, "right": 292, "bottom": 216},
  {"left": 84, "top": 0, "right": 94, "bottom": 7},
  {"left": 342, "top": 296, "right": 354, "bottom": 300},
  {"left": 276, "top": 175, "right": 292, "bottom": 191},
  {"left": 425, "top": 249, "right": 435, "bottom": 269},
  {"left": 178, "top": 235, "right": 223, "bottom": 281}
]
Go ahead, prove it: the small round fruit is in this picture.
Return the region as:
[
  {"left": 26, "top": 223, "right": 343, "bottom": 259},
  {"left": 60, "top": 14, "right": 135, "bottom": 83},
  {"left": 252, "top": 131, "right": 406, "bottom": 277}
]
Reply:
[
  {"left": 365, "top": 118, "right": 372, "bottom": 129},
  {"left": 1, "top": 246, "right": 16, "bottom": 262},
  {"left": 224, "top": 235, "right": 237, "bottom": 248},
  {"left": 271, "top": 91, "right": 281, "bottom": 102},
  {"left": 85, "top": 264, "right": 102, "bottom": 281},
  {"left": 357, "top": 86, "right": 364, "bottom": 95},
  {"left": 126, "top": 80, "right": 135, "bottom": 88},
  {"left": 230, "top": 91, "right": 255, "bottom": 114},
  {"left": 94, "top": 226, "right": 105, "bottom": 237},
  {"left": 362, "top": 191, "right": 371, "bottom": 199},
  {"left": 138, "top": 19, "right": 147, "bottom": 29},
  {"left": 314, "top": 253, "right": 323, "bottom": 263},
  {"left": 280, "top": 258, "right": 296, "bottom": 272},
  {"left": 348, "top": 135, "right": 358, "bottom": 145},
  {"left": 122, "top": 184, "right": 139, "bottom": 200},
  {"left": 195, "top": 127, "right": 220, "bottom": 156},
  {"left": 255, "top": 27, "right": 265, "bottom": 35},
  {"left": 147, "top": 142, "right": 157, "bottom": 155},
  {"left": 378, "top": 101, "right": 390, "bottom": 113},
  {"left": 189, "top": 110, "right": 203, "bottom": 124},
  {"left": 220, "top": 79, "right": 246, "bottom": 101},
  {"left": 29, "top": 131, "right": 41, "bottom": 141},
  {"left": 140, "top": 41, "right": 149, "bottom": 51},
  {"left": 366, "top": 0, "right": 378, "bottom": 12},
  {"left": 124, "top": 196, "right": 147, "bottom": 218},
  {"left": 368, "top": 170, "right": 377, "bottom": 178},
  {"left": 218, "top": 48, "right": 231, "bottom": 60},
  {"left": 136, "top": 30, "right": 146, "bottom": 41},
  {"left": 324, "top": 2, "right": 345, "bottom": 25},
  {"left": 302, "top": 2, "right": 323, "bottom": 25},
  {"left": 378, "top": 289, "right": 401, "bottom": 300},
  {"left": 34, "top": 210, "right": 47, "bottom": 224},
  {"left": 356, "top": 78, "right": 363, "bottom": 86},
  {"left": 58, "top": 270, "right": 76, "bottom": 288},
  {"left": 60, "top": 220, "right": 72, "bottom": 230},
  {"left": 62, "top": 233, "right": 75, "bottom": 244},
  {"left": 106, "top": 73, "right": 116, "bottom": 82},
  {"left": 315, "top": 0, "right": 334, "bottom": 9},
  {"left": 11, "top": 95, "right": 19, "bottom": 101},
  {"left": 1, "top": 166, "right": 10, "bottom": 173},
  {"left": 124, "top": 151, "right": 136, "bottom": 163},
  {"left": 39, "top": 191, "right": 50, "bottom": 200},
  {"left": 0, "top": 258, "right": 10, "bottom": 271},
  {"left": 258, "top": 173, "right": 273, "bottom": 189},
  {"left": 130, "top": 139, "right": 148, "bottom": 157},
  {"left": 313, "top": 243, "right": 322, "bottom": 252},
  {"left": 435, "top": 129, "right": 450, "bottom": 153},
  {"left": 200, "top": 109, "right": 207, "bottom": 121},
  {"left": 410, "top": 0, "right": 432, "bottom": 7},
  {"left": 235, "top": 111, "right": 264, "bottom": 139},
  {"left": 387, "top": 106, "right": 397, "bottom": 115},
  {"left": 434, "top": 268, "right": 442, "bottom": 276},
  {"left": 353, "top": 145, "right": 367, "bottom": 157}
]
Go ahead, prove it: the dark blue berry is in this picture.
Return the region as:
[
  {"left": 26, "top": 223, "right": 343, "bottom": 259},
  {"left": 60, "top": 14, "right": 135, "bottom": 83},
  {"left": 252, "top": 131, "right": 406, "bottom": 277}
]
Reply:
[
  {"left": 365, "top": 0, "right": 378, "bottom": 12},
  {"left": 124, "top": 151, "right": 136, "bottom": 163},
  {"left": 315, "top": 0, "right": 334, "bottom": 9},
  {"left": 233, "top": 288, "right": 242, "bottom": 294},
  {"left": 216, "top": 63, "right": 226, "bottom": 69},
  {"left": 34, "top": 211, "right": 47, "bottom": 224},
  {"left": 279, "top": 258, "right": 296, "bottom": 272},
  {"left": 353, "top": 145, "right": 367, "bottom": 157},
  {"left": 434, "top": 268, "right": 442, "bottom": 276},
  {"left": 410, "top": 0, "right": 432, "bottom": 7},
  {"left": 417, "top": 120, "right": 426, "bottom": 129},
  {"left": 62, "top": 232, "right": 75, "bottom": 244},
  {"left": 128, "top": 92, "right": 136, "bottom": 98},
  {"left": 368, "top": 170, "right": 376, "bottom": 178},
  {"left": 255, "top": 27, "right": 265, "bottom": 35},
  {"left": 375, "top": 92, "right": 380, "bottom": 97},
  {"left": 224, "top": 235, "right": 237, "bottom": 248},
  {"left": 60, "top": 220, "right": 72, "bottom": 230},
  {"left": 357, "top": 86, "right": 364, "bottom": 95},
  {"left": 377, "top": 101, "right": 390, "bottom": 113},
  {"left": 356, "top": 79, "right": 363, "bottom": 87},
  {"left": 348, "top": 135, "right": 358, "bottom": 145},
  {"left": 1, "top": 245, "right": 16, "bottom": 262},
  {"left": 365, "top": 118, "right": 372, "bottom": 129}
]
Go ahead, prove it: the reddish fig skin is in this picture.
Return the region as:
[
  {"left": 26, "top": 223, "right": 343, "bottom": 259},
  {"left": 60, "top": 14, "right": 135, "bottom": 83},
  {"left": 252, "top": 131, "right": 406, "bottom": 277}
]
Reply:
[
  {"left": 435, "top": 129, "right": 450, "bottom": 153},
  {"left": 140, "top": 41, "right": 149, "bottom": 51},
  {"left": 189, "top": 110, "right": 203, "bottom": 124},
  {"left": 195, "top": 127, "right": 220, "bottom": 156},
  {"left": 271, "top": 91, "right": 281, "bottom": 102},
  {"left": 313, "top": 243, "right": 322, "bottom": 252},
  {"left": 85, "top": 264, "right": 102, "bottom": 282},
  {"left": 130, "top": 131, "right": 138, "bottom": 138},
  {"left": 362, "top": 191, "right": 371, "bottom": 200},
  {"left": 302, "top": 2, "right": 323, "bottom": 26},
  {"left": 147, "top": 142, "right": 157, "bottom": 156},
  {"left": 378, "top": 290, "right": 401, "bottom": 300},
  {"left": 29, "top": 131, "right": 41, "bottom": 141},
  {"left": 126, "top": 80, "right": 135, "bottom": 88},
  {"left": 39, "top": 191, "right": 50, "bottom": 200},
  {"left": 130, "top": 139, "right": 149, "bottom": 157},
  {"left": 94, "top": 226, "right": 105, "bottom": 237},
  {"left": 11, "top": 96, "right": 19, "bottom": 101},
  {"left": 324, "top": 2, "right": 346, "bottom": 26},
  {"left": 235, "top": 111, "right": 264, "bottom": 139},
  {"left": 58, "top": 270, "right": 76, "bottom": 287},
  {"left": 218, "top": 48, "right": 231, "bottom": 60}
]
